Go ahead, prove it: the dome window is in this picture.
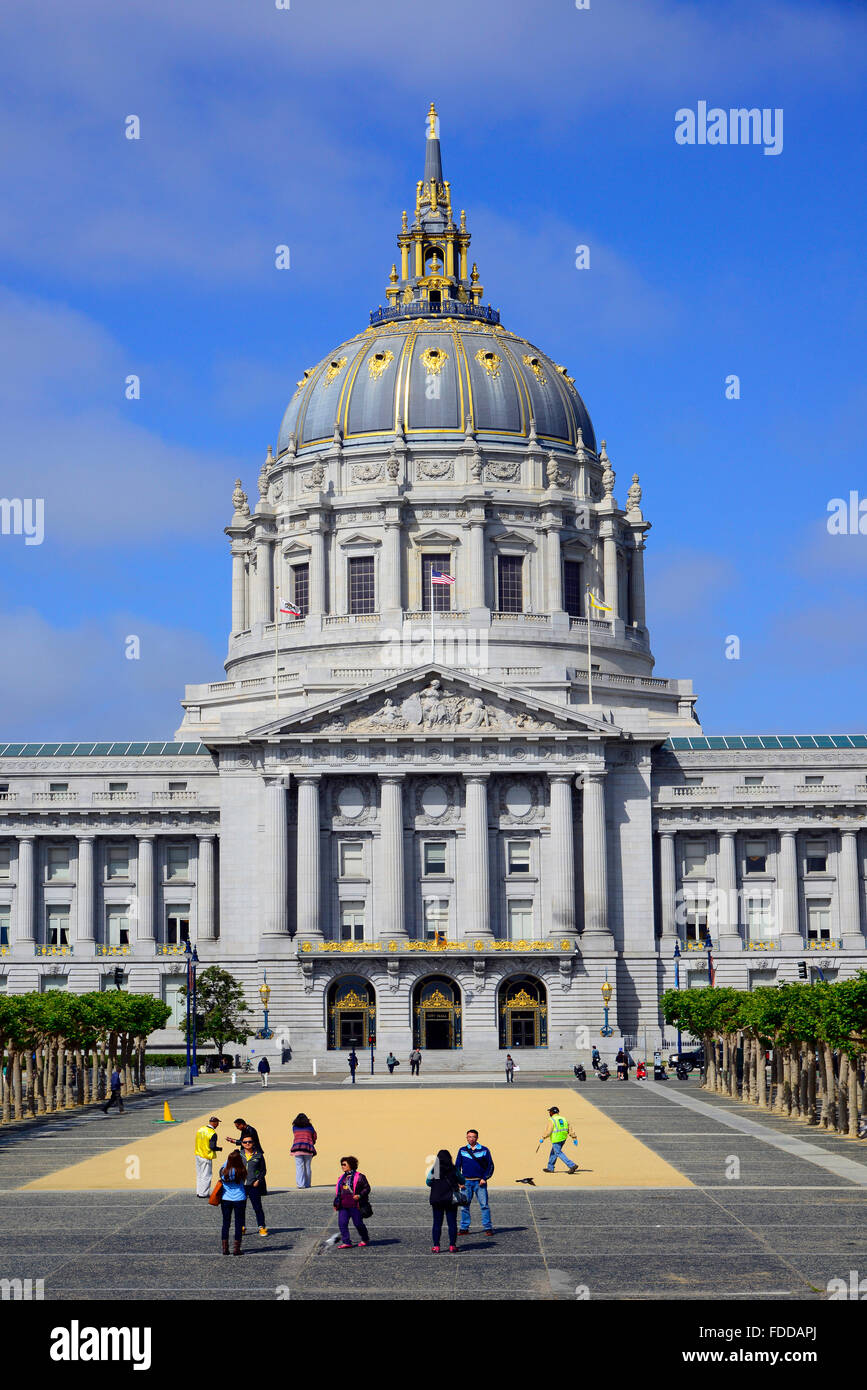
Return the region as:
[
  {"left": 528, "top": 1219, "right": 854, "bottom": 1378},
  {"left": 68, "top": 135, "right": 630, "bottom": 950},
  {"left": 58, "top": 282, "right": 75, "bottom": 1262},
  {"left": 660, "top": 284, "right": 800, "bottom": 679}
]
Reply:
[
  {"left": 475, "top": 349, "right": 501, "bottom": 379},
  {"left": 324, "top": 356, "right": 348, "bottom": 386},
  {"left": 420, "top": 347, "right": 448, "bottom": 375},
  {"left": 522, "top": 354, "right": 548, "bottom": 385},
  {"left": 367, "top": 349, "right": 394, "bottom": 381}
]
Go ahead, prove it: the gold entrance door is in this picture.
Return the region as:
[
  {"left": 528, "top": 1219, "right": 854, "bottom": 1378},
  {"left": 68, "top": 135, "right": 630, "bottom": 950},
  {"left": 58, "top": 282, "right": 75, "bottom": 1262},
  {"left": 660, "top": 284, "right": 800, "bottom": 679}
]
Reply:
[
  {"left": 422, "top": 1010, "right": 453, "bottom": 1049},
  {"left": 500, "top": 983, "right": 547, "bottom": 1048}
]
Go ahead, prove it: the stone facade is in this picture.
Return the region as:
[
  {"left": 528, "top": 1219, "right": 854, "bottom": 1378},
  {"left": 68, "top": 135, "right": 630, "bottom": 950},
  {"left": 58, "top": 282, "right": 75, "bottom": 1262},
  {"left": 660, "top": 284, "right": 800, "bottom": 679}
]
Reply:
[{"left": 1, "top": 111, "right": 864, "bottom": 1061}]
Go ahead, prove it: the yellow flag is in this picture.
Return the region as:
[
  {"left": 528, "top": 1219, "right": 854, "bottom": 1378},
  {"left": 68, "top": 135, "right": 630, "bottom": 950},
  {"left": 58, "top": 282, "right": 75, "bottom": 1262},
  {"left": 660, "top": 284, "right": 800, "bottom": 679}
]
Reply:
[{"left": 587, "top": 592, "right": 611, "bottom": 612}]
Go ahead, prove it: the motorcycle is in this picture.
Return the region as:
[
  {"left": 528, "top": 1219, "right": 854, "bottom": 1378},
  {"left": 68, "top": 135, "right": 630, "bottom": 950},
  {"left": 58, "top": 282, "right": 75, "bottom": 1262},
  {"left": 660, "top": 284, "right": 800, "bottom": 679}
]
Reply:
[
  {"left": 675, "top": 1062, "right": 690, "bottom": 1081},
  {"left": 573, "top": 1064, "right": 586, "bottom": 1082},
  {"left": 596, "top": 1061, "right": 610, "bottom": 1081}
]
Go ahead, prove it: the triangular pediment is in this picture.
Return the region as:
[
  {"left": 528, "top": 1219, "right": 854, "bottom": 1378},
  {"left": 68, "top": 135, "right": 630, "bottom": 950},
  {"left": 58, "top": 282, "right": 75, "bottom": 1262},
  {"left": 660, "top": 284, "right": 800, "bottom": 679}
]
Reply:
[
  {"left": 410, "top": 528, "right": 462, "bottom": 546},
  {"left": 246, "top": 664, "right": 625, "bottom": 740}
]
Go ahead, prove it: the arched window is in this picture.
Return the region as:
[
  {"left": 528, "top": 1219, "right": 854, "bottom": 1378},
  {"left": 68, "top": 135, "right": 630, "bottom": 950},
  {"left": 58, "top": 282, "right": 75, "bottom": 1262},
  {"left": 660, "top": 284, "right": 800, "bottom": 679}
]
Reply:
[
  {"left": 412, "top": 975, "right": 462, "bottom": 1049},
  {"left": 327, "top": 975, "right": 375, "bottom": 1051},
  {"left": 498, "top": 975, "right": 547, "bottom": 1049}
]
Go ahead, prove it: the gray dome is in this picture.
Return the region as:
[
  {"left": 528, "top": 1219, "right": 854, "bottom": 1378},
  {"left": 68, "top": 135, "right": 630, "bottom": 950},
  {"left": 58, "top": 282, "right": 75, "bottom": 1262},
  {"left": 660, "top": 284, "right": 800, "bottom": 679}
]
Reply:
[{"left": 277, "top": 317, "right": 596, "bottom": 457}]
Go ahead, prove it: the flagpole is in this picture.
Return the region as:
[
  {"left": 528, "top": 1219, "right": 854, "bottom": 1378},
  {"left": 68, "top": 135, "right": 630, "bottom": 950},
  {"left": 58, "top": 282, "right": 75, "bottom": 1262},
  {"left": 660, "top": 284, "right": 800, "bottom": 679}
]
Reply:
[
  {"left": 430, "top": 588, "right": 435, "bottom": 664},
  {"left": 274, "top": 575, "right": 280, "bottom": 707},
  {"left": 585, "top": 585, "right": 592, "bottom": 706}
]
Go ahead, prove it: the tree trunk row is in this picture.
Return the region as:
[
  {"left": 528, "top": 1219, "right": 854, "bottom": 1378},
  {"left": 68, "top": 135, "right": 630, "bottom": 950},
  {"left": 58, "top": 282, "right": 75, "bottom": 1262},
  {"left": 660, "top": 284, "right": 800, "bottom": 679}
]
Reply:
[{"left": 699, "top": 1032, "right": 864, "bottom": 1136}]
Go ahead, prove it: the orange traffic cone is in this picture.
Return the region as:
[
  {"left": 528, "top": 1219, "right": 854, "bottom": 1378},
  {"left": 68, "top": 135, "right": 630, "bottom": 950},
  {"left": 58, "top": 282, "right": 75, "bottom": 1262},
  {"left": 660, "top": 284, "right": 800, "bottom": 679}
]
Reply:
[{"left": 154, "top": 1100, "right": 178, "bottom": 1124}]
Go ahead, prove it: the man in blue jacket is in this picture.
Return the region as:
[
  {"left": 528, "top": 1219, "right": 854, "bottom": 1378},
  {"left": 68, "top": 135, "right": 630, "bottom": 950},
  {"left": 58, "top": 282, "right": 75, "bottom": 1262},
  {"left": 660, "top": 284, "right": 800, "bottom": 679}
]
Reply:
[{"left": 455, "top": 1129, "right": 494, "bottom": 1235}]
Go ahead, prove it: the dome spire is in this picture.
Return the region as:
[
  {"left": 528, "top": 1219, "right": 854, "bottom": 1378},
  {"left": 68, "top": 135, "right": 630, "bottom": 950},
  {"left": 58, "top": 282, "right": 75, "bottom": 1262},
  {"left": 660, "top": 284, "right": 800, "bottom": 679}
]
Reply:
[{"left": 374, "top": 103, "right": 496, "bottom": 326}]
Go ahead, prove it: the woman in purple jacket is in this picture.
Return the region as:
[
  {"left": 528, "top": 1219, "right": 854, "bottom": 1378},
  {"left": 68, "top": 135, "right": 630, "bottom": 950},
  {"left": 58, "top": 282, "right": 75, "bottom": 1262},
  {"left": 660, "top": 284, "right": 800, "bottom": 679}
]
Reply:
[
  {"left": 290, "top": 1112, "right": 317, "bottom": 1188},
  {"left": 333, "top": 1156, "right": 371, "bottom": 1248}
]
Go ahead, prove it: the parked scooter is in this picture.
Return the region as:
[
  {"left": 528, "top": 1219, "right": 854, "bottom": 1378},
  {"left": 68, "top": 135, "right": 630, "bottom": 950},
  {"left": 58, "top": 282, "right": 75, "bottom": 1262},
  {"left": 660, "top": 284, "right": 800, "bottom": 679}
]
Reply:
[
  {"left": 675, "top": 1062, "right": 690, "bottom": 1081},
  {"left": 573, "top": 1063, "right": 587, "bottom": 1081},
  {"left": 635, "top": 1060, "right": 647, "bottom": 1080},
  {"left": 596, "top": 1060, "right": 611, "bottom": 1080}
]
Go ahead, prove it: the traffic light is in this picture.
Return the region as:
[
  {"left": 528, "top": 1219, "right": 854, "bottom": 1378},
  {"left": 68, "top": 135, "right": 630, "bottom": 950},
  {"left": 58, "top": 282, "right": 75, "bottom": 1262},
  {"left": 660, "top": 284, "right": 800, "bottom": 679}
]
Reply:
[
  {"left": 368, "top": 1033, "right": 376, "bottom": 1046},
  {"left": 113, "top": 966, "right": 125, "bottom": 990},
  {"left": 797, "top": 961, "right": 808, "bottom": 980}
]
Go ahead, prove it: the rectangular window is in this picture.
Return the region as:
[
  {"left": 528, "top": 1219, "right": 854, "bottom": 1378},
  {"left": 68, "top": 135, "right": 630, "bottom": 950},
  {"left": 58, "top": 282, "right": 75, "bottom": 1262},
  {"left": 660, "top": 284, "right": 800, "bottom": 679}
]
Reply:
[
  {"left": 340, "top": 901, "right": 365, "bottom": 942},
  {"left": 684, "top": 894, "right": 709, "bottom": 943},
  {"left": 49, "top": 783, "right": 68, "bottom": 793},
  {"left": 422, "top": 841, "right": 447, "bottom": 875},
  {"left": 0, "top": 906, "right": 9, "bottom": 948},
  {"left": 164, "top": 978, "right": 186, "bottom": 1027},
  {"left": 46, "top": 906, "right": 70, "bottom": 947},
  {"left": 165, "top": 905, "right": 190, "bottom": 945},
  {"left": 805, "top": 840, "right": 828, "bottom": 874},
  {"left": 745, "top": 893, "right": 777, "bottom": 942},
  {"left": 804, "top": 775, "right": 823, "bottom": 786},
  {"left": 745, "top": 838, "right": 768, "bottom": 874},
  {"left": 46, "top": 846, "right": 71, "bottom": 881},
  {"left": 507, "top": 840, "right": 531, "bottom": 874},
  {"left": 0, "top": 846, "right": 10, "bottom": 881},
  {"left": 744, "top": 775, "right": 764, "bottom": 786},
  {"left": 168, "top": 781, "right": 187, "bottom": 792},
  {"left": 106, "top": 908, "right": 130, "bottom": 947},
  {"left": 507, "top": 899, "right": 534, "bottom": 939},
  {"left": 806, "top": 899, "right": 832, "bottom": 941},
  {"left": 348, "top": 556, "right": 376, "bottom": 615},
  {"left": 41, "top": 975, "right": 68, "bottom": 993},
  {"left": 684, "top": 775, "right": 704, "bottom": 786},
  {"left": 166, "top": 844, "right": 190, "bottom": 880},
  {"left": 339, "top": 842, "right": 364, "bottom": 877},
  {"left": 497, "top": 555, "right": 523, "bottom": 613},
  {"left": 291, "top": 563, "right": 309, "bottom": 618},
  {"left": 106, "top": 844, "right": 130, "bottom": 880},
  {"left": 109, "top": 782, "right": 128, "bottom": 792},
  {"left": 421, "top": 554, "right": 453, "bottom": 613},
  {"left": 683, "top": 839, "right": 708, "bottom": 876},
  {"left": 424, "top": 898, "right": 449, "bottom": 941},
  {"left": 563, "top": 560, "right": 583, "bottom": 618}
]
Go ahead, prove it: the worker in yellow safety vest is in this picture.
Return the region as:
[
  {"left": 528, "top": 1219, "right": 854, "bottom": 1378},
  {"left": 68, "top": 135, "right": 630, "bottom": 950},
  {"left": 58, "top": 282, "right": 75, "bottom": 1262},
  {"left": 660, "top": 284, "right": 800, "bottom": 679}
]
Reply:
[
  {"left": 195, "top": 1116, "right": 222, "bottom": 1197},
  {"left": 540, "top": 1106, "right": 579, "bottom": 1175}
]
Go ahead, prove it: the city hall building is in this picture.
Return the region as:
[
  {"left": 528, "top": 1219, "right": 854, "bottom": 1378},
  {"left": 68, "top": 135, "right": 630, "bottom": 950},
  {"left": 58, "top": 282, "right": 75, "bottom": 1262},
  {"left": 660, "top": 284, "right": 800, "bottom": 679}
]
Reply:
[{"left": 1, "top": 109, "right": 865, "bottom": 1064}]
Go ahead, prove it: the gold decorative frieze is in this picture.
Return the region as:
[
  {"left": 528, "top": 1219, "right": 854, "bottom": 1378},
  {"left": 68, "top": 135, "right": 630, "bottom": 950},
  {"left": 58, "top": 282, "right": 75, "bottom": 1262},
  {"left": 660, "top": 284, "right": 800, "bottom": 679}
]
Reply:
[
  {"left": 475, "top": 348, "right": 501, "bottom": 378},
  {"left": 747, "top": 941, "right": 778, "bottom": 951},
  {"left": 420, "top": 347, "right": 448, "bottom": 376},
  {"left": 367, "top": 349, "right": 394, "bottom": 381},
  {"left": 809, "top": 939, "right": 839, "bottom": 950}
]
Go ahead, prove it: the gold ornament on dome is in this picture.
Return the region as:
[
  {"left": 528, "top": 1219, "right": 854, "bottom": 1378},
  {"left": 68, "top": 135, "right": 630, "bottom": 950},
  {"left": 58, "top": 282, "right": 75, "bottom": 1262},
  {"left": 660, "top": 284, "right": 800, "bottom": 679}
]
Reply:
[
  {"left": 475, "top": 349, "right": 501, "bottom": 379},
  {"left": 420, "top": 347, "right": 448, "bottom": 376},
  {"left": 554, "top": 363, "right": 576, "bottom": 390},
  {"left": 294, "top": 368, "right": 314, "bottom": 396},
  {"left": 522, "top": 355, "right": 547, "bottom": 385},
  {"left": 402, "top": 287, "right": 413, "bottom": 304},
  {"left": 368, "top": 350, "right": 394, "bottom": 381},
  {"left": 324, "top": 357, "right": 348, "bottom": 386}
]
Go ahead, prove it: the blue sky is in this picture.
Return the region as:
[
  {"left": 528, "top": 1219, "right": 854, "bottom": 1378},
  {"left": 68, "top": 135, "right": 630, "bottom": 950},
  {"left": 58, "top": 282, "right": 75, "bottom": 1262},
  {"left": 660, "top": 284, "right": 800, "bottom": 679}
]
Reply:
[{"left": 0, "top": 0, "right": 865, "bottom": 737}]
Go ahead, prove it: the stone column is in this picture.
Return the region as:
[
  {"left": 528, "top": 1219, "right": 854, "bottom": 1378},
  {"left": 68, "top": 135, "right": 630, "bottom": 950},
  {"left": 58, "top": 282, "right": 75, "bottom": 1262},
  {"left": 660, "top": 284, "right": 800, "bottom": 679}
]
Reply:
[
  {"left": 135, "top": 835, "right": 155, "bottom": 943},
  {"left": 839, "top": 829, "right": 866, "bottom": 949},
  {"left": 628, "top": 537, "right": 646, "bottom": 627},
  {"left": 231, "top": 547, "right": 246, "bottom": 633},
  {"left": 602, "top": 532, "right": 619, "bottom": 618},
  {"left": 262, "top": 781, "right": 290, "bottom": 937},
  {"left": 383, "top": 521, "right": 402, "bottom": 613},
  {"left": 548, "top": 773, "right": 577, "bottom": 938},
  {"left": 660, "top": 831, "right": 678, "bottom": 937},
  {"left": 76, "top": 836, "right": 95, "bottom": 944},
  {"left": 295, "top": 776, "right": 323, "bottom": 940},
  {"left": 581, "top": 772, "right": 614, "bottom": 951},
  {"left": 379, "top": 775, "right": 407, "bottom": 942},
  {"left": 468, "top": 517, "right": 486, "bottom": 610},
  {"left": 778, "top": 829, "right": 802, "bottom": 950},
  {"left": 716, "top": 830, "right": 741, "bottom": 949},
  {"left": 463, "top": 774, "right": 492, "bottom": 941},
  {"left": 252, "top": 537, "right": 272, "bottom": 624},
  {"left": 308, "top": 526, "right": 325, "bottom": 616},
  {"left": 546, "top": 524, "right": 564, "bottom": 613},
  {"left": 197, "top": 835, "right": 216, "bottom": 941},
  {"left": 15, "top": 836, "right": 36, "bottom": 945}
]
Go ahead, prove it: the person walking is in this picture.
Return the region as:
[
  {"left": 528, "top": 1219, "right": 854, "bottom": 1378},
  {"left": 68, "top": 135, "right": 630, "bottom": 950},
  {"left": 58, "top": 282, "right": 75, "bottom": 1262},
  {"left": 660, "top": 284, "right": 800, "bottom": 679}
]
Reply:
[
  {"left": 426, "top": 1149, "right": 464, "bottom": 1253},
  {"left": 541, "top": 1106, "right": 579, "bottom": 1174},
  {"left": 409, "top": 1047, "right": 422, "bottom": 1077},
  {"left": 504, "top": 1054, "right": 515, "bottom": 1084},
  {"left": 386, "top": 1052, "right": 400, "bottom": 1075},
  {"left": 616, "top": 1048, "right": 628, "bottom": 1081},
  {"left": 218, "top": 1149, "right": 248, "bottom": 1255},
  {"left": 240, "top": 1135, "right": 268, "bottom": 1236},
  {"left": 348, "top": 1049, "right": 359, "bottom": 1085},
  {"left": 333, "top": 1156, "right": 371, "bottom": 1248},
  {"left": 101, "top": 1065, "right": 125, "bottom": 1115},
  {"left": 195, "top": 1116, "right": 222, "bottom": 1197},
  {"left": 455, "top": 1129, "right": 495, "bottom": 1235},
  {"left": 227, "top": 1117, "right": 262, "bottom": 1152},
  {"left": 591, "top": 1045, "right": 600, "bottom": 1071},
  {"left": 258, "top": 1056, "right": 270, "bottom": 1088},
  {"left": 290, "top": 1112, "right": 317, "bottom": 1188}
]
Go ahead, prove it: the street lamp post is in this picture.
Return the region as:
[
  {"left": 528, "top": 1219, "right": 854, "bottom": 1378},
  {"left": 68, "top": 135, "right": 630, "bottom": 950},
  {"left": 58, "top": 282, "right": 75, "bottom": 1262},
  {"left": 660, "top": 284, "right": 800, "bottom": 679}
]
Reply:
[
  {"left": 600, "top": 975, "right": 613, "bottom": 1038},
  {"left": 673, "top": 939, "right": 683, "bottom": 1058},
  {"left": 190, "top": 944, "right": 199, "bottom": 1078},
  {"left": 184, "top": 940, "right": 193, "bottom": 1085},
  {"left": 257, "top": 972, "right": 273, "bottom": 1039}
]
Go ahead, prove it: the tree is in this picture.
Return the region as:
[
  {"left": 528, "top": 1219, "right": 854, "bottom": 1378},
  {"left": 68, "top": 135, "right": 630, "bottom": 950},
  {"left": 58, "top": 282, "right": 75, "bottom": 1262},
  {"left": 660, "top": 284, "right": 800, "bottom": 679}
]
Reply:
[{"left": 181, "top": 966, "right": 254, "bottom": 1061}]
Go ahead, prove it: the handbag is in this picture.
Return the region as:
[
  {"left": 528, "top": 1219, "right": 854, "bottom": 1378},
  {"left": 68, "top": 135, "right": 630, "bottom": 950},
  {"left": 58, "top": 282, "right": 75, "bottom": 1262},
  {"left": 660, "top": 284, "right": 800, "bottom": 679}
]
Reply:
[
  {"left": 208, "top": 1179, "right": 223, "bottom": 1206},
  {"left": 358, "top": 1198, "right": 373, "bottom": 1219},
  {"left": 452, "top": 1185, "right": 470, "bottom": 1207}
]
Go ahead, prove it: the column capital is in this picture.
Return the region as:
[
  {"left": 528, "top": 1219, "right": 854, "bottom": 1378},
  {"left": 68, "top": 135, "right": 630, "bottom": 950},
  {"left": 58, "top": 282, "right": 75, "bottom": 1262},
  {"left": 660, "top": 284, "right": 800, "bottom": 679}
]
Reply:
[
  {"left": 379, "top": 772, "right": 406, "bottom": 785},
  {"left": 77, "top": 833, "right": 96, "bottom": 844},
  {"left": 547, "top": 770, "right": 575, "bottom": 784},
  {"left": 464, "top": 772, "right": 490, "bottom": 785},
  {"left": 197, "top": 831, "right": 217, "bottom": 843},
  {"left": 295, "top": 773, "right": 321, "bottom": 786}
]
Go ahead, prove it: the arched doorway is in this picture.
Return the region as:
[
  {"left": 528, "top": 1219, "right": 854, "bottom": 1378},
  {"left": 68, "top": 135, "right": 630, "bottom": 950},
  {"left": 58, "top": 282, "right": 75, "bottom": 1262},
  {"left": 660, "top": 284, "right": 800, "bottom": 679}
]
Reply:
[
  {"left": 327, "top": 975, "right": 375, "bottom": 1051},
  {"left": 498, "top": 975, "right": 547, "bottom": 1049},
  {"left": 413, "top": 976, "right": 461, "bottom": 1050}
]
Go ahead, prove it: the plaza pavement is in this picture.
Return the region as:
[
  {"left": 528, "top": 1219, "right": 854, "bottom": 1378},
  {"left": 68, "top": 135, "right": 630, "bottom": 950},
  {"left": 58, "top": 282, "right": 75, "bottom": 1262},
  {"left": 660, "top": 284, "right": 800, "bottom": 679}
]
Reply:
[{"left": 0, "top": 1073, "right": 865, "bottom": 1300}]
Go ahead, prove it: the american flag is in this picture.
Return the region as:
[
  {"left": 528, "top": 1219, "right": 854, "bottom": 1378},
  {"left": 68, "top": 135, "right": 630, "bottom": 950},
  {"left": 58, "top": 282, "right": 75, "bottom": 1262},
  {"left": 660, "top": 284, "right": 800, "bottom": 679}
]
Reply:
[{"left": 431, "top": 569, "right": 455, "bottom": 586}]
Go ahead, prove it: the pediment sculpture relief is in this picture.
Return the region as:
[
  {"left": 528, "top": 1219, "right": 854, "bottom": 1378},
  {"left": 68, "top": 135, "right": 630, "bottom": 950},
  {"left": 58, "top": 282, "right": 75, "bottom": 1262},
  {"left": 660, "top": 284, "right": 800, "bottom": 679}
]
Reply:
[{"left": 307, "top": 678, "right": 559, "bottom": 734}]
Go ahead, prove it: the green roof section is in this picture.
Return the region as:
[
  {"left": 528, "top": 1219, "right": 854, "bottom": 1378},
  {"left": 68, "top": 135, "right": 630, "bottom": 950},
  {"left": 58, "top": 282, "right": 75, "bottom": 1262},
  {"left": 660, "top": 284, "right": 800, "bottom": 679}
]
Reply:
[
  {"left": 665, "top": 735, "right": 867, "bottom": 752},
  {"left": 0, "top": 741, "right": 211, "bottom": 757}
]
